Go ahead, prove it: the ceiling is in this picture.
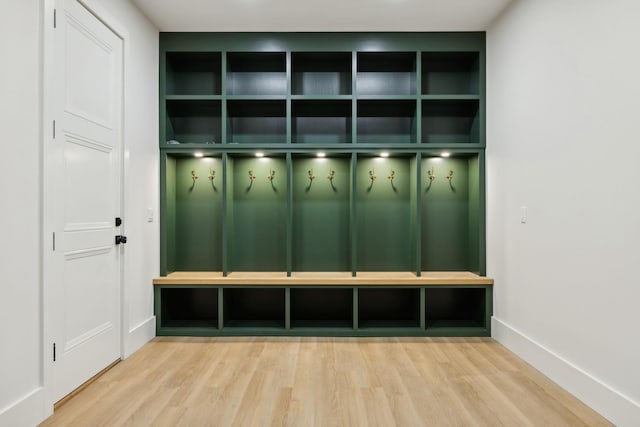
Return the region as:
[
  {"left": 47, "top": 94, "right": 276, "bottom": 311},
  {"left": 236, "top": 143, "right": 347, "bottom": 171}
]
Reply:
[{"left": 131, "top": 0, "right": 514, "bottom": 32}]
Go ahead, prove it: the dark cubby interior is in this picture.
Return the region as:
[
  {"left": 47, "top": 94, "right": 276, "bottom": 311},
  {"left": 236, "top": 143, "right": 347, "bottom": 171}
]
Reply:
[
  {"left": 227, "top": 100, "right": 287, "bottom": 144},
  {"left": 161, "top": 288, "right": 218, "bottom": 328},
  {"left": 226, "top": 52, "right": 287, "bottom": 96},
  {"left": 291, "top": 288, "right": 353, "bottom": 328},
  {"left": 223, "top": 288, "right": 285, "bottom": 328},
  {"left": 165, "top": 52, "right": 221, "bottom": 95},
  {"left": 422, "top": 100, "right": 480, "bottom": 144},
  {"left": 425, "top": 288, "right": 485, "bottom": 328},
  {"left": 292, "top": 100, "right": 352, "bottom": 144},
  {"left": 358, "top": 288, "right": 420, "bottom": 328},
  {"left": 357, "top": 100, "right": 417, "bottom": 144},
  {"left": 357, "top": 52, "right": 416, "bottom": 95},
  {"left": 292, "top": 52, "right": 352, "bottom": 95},
  {"left": 421, "top": 52, "right": 479, "bottom": 95},
  {"left": 165, "top": 100, "right": 221, "bottom": 144}
]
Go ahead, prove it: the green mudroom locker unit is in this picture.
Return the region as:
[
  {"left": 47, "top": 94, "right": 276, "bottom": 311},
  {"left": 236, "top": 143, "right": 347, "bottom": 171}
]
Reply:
[{"left": 153, "top": 32, "right": 493, "bottom": 337}]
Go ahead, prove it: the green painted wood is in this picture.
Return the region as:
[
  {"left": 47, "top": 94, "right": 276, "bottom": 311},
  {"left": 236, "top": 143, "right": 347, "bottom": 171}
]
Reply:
[
  {"left": 286, "top": 153, "right": 293, "bottom": 275},
  {"left": 165, "top": 52, "right": 222, "bottom": 96},
  {"left": 222, "top": 153, "right": 231, "bottom": 275},
  {"left": 229, "top": 156, "right": 287, "bottom": 271},
  {"left": 170, "top": 156, "right": 223, "bottom": 271},
  {"left": 285, "top": 287, "right": 291, "bottom": 329},
  {"left": 421, "top": 156, "right": 478, "bottom": 271},
  {"left": 420, "top": 287, "right": 426, "bottom": 330},
  {"left": 355, "top": 156, "right": 413, "bottom": 271},
  {"left": 350, "top": 153, "right": 357, "bottom": 276},
  {"left": 292, "top": 52, "right": 352, "bottom": 96},
  {"left": 414, "top": 153, "right": 423, "bottom": 275},
  {"left": 292, "top": 156, "right": 351, "bottom": 271},
  {"left": 358, "top": 288, "right": 421, "bottom": 328},
  {"left": 353, "top": 288, "right": 359, "bottom": 330}
]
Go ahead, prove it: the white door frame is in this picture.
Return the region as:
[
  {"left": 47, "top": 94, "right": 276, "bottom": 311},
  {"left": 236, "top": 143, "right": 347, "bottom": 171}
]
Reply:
[{"left": 42, "top": 0, "right": 130, "bottom": 414}]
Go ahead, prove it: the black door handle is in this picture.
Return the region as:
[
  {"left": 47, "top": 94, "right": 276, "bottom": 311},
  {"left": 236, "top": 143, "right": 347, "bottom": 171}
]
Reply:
[{"left": 115, "top": 235, "right": 127, "bottom": 245}]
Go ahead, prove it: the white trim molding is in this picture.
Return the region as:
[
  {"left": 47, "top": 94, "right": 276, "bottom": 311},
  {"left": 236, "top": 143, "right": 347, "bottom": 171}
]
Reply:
[
  {"left": 0, "top": 388, "right": 45, "bottom": 427},
  {"left": 492, "top": 317, "right": 640, "bottom": 426},
  {"left": 125, "top": 316, "right": 156, "bottom": 359}
]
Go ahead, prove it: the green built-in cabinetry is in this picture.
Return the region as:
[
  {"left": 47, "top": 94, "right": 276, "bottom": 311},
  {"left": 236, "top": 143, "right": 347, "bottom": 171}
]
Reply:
[{"left": 156, "top": 32, "right": 491, "bottom": 337}]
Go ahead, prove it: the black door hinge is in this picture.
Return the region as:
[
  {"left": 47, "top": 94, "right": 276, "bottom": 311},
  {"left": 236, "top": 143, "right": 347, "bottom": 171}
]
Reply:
[
  {"left": 53, "top": 343, "right": 56, "bottom": 362},
  {"left": 115, "top": 217, "right": 122, "bottom": 227},
  {"left": 53, "top": 120, "right": 56, "bottom": 139},
  {"left": 54, "top": 9, "right": 57, "bottom": 28}
]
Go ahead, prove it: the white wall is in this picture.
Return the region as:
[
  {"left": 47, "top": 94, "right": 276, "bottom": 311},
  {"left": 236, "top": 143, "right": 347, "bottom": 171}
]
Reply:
[
  {"left": 0, "top": 1, "right": 44, "bottom": 425},
  {"left": 0, "top": 0, "right": 158, "bottom": 425},
  {"left": 487, "top": 1, "right": 640, "bottom": 425}
]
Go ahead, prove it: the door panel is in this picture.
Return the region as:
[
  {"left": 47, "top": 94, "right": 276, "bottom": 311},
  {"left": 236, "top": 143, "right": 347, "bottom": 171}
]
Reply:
[{"left": 52, "top": 0, "right": 123, "bottom": 402}]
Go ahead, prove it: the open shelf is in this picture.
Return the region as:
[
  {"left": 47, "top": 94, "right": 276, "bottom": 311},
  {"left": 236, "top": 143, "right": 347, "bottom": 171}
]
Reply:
[
  {"left": 223, "top": 288, "right": 285, "bottom": 329},
  {"left": 226, "top": 52, "right": 286, "bottom": 96},
  {"left": 422, "top": 52, "right": 479, "bottom": 95},
  {"left": 160, "top": 287, "right": 218, "bottom": 329},
  {"left": 292, "top": 52, "right": 352, "bottom": 96},
  {"left": 357, "top": 52, "right": 416, "bottom": 96},
  {"left": 355, "top": 156, "right": 415, "bottom": 271},
  {"left": 227, "top": 100, "right": 286, "bottom": 144},
  {"left": 425, "top": 287, "right": 486, "bottom": 329},
  {"left": 292, "top": 156, "right": 351, "bottom": 271},
  {"left": 421, "top": 155, "right": 480, "bottom": 272},
  {"left": 292, "top": 100, "right": 352, "bottom": 144},
  {"left": 357, "top": 100, "right": 417, "bottom": 144},
  {"left": 164, "top": 156, "right": 223, "bottom": 272},
  {"left": 228, "top": 156, "right": 287, "bottom": 271},
  {"left": 165, "top": 52, "right": 222, "bottom": 96},
  {"left": 358, "top": 288, "right": 420, "bottom": 329},
  {"left": 165, "top": 100, "right": 221, "bottom": 145},
  {"left": 422, "top": 100, "right": 480, "bottom": 144},
  {"left": 291, "top": 288, "right": 353, "bottom": 329}
]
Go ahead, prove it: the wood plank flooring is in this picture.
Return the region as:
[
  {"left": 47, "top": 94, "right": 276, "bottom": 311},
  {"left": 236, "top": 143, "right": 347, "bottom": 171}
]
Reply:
[{"left": 40, "top": 337, "right": 612, "bottom": 426}]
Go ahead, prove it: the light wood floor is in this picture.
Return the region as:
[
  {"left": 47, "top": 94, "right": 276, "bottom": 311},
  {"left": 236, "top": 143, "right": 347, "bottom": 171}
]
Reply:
[{"left": 40, "top": 337, "right": 611, "bottom": 427}]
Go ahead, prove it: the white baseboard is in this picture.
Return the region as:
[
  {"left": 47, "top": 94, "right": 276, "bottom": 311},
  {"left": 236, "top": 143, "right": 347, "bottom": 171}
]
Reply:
[
  {"left": 0, "top": 387, "right": 48, "bottom": 427},
  {"left": 492, "top": 317, "right": 640, "bottom": 427},
  {"left": 124, "top": 315, "right": 156, "bottom": 358}
]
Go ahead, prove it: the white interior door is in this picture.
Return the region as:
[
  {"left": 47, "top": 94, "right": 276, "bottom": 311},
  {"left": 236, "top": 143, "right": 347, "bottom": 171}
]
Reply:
[{"left": 50, "top": 0, "right": 124, "bottom": 403}]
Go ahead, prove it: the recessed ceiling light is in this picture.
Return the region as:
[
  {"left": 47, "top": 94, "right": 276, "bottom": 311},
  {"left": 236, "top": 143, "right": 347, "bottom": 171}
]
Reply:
[
  {"left": 380, "top": 152, "right": 390, "bottom": 158},
  {"left": 317, "top": 152, "right": 326, "bottom": 158},
  {"left": 255, "top": 152, "right": 264, "bottom": 158},
  {"left": 441, "top": 152, "right": 451, "bottom": 158},
  {"left": 194, "top": 152, "right": 204, "bottom": 158}
]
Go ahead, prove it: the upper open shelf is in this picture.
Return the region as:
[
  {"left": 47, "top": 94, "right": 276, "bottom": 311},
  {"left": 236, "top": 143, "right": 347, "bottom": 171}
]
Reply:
[
  {"left": 292, "top": 52, "right": 352, "bottom": 96},
  {"left": 226, "top": 52, "right": 287, "bottom": 96},
  {"left": 166, "top": 52, "right": 222, "bottom": 96},
  {"left": 422, "top": 52, "right": 479, "bottom": 96}
]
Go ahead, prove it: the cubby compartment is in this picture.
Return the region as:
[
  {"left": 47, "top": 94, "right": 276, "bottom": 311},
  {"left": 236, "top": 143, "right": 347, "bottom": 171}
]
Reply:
[
  {"left": 165, "top": 52, "right": 222, "bottom": 96},
  {"left": 357, "top": 100, "right": 417, "bottom": 144},
  {"left": 358, "top": 288, "right": 420, "bottom": 329},
  {"left": 291, "top": 288, "right": 353, "bottom": 329},
  {"left": 292, "top": 100, "right": 352, "bottom": 144},
  {"left": 356, "top": 52, "right": 416, "bottom": 96},
  {"left": 292, "top": 155, "right": 351, "bottom": 271},
  {"left": 165, "top": 100, "right": 221, "bottom": 145},
  {"left": 422, "top": 100, "right": 480, "bottom": 144},
  {"left": 227, "top": 155, "right": 287, "bottom": 271},
  {"left": 421, "top": 155, "right": 480, "bottom": 272},
  {"left": 292, "top": 52, "right": 352, "bottom": 95},
  {"left": 355, "top": 156, "right": 416, "bottom": 271},
  {"left": 223, "top": 288, "right": 285, "bottom": 329},
  {"left": 160, "top": 287, "right": 218, "bottom": 329},
  {"left": 425, "top": 287, "right": 486, "bottom": 329},
  {"left": 226, "top": 52, "right": 286, "bottom": 96},
  {"left": 227, "top": 100, "right": 286, "bottom": 144},
  {"left": 421, "top": 52, "right": 479, "bottom": 95},
  {"left": 163, "top": 155, "right": 223, "bottom": 273}
]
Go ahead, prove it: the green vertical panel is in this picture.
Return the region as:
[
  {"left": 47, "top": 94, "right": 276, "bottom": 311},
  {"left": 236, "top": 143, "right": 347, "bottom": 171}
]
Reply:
[
  {"left": 174, "top": 157, "right": 223, "bottom": 271},
  {"left": 286, "top": 153, "right": 293, "bottom": 275},
  {"left": 478, "top": 151, "right": 486, "bottom": 276},
  {"left": 218, "top": 287, "right": 224, "bottom": 330},
  {"left": 221, "top": 52, "right": 227, "bottom": 145},
  {"left": 356, "top": 156, "right": 412, "bottom": 271},
  {"left": 292, "top": 157, "right": 350, "bottom": 271},
  {"left": 468, "top": 156, "right": 480, "bottom": 274},
  {"left": 409, "top": 155, "right": 418, "bottom": 274},
  {"left": 164, "top": 156, "right": 177, "bottom": 274},
  {"left": 485, "top": 286, "right": 493, "bottom": 333},
  {"left": 352, "top": 52, "right": 358, "bottom": 145},
  {"left": 231, "top": 156, "right": 287, "bottom": 271},
  {"left": 285, "top": 287, "right": 291, "bottom": 329},
  {"left": 223, "top": 154, "right": 232, "bottom": 275},
  {"left": 154, "top": 287, "right": 162, "bottom": 334},
  {"left": 350, "top": 153, "right": 357, "bottom": 275},
  {"left": 353, "top": 288, "right": 359, "bottom": 330},
  {"left": 415, "top": 153, "right": 422, "bottom": 275},
  {"left": 421, "top": 156, "right": 470, "bottom": 271}
]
